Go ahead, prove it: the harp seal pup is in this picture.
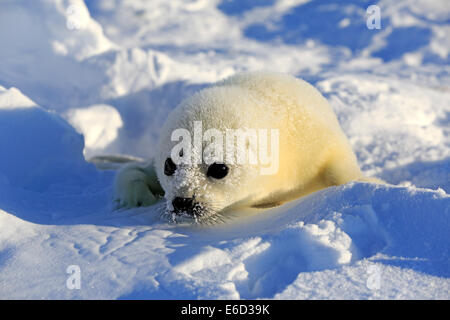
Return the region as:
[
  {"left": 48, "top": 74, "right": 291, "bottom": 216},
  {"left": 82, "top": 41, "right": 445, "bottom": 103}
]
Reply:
[{"left": 114, "top": 71, "right": 379, "bottom": 223}]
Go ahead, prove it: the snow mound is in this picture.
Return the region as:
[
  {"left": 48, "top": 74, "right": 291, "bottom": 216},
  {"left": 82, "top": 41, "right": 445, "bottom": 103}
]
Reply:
[
  {"left": 0, "top": 176, "right": 448, "bottom": 299},
  {"left": 0, "top": 0, "right": 114, "bottom": 61},
  {"left": 0, "top": 86, "right": 98, "bottom": 192},
  {"left": 317, "top": 73, "right": 450, "bottom": 191},
  {"left": 64, "top": 104, "right": 123, "bottom": 157}
]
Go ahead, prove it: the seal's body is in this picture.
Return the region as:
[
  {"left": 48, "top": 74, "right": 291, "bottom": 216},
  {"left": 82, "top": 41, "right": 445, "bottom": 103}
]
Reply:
[{"left": 114, "top": 72, "right": 373, "bottom": 223}]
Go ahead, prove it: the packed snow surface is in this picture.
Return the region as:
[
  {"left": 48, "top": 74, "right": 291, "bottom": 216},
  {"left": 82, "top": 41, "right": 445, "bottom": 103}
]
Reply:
[{"left": 0, "top": 0, "right": 449, "bottom": 299}]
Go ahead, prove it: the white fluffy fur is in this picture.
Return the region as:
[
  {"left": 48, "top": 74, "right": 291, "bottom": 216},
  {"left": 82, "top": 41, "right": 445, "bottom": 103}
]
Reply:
[{"left": 114, "top": 71, "right": 375, "bottom": 220}]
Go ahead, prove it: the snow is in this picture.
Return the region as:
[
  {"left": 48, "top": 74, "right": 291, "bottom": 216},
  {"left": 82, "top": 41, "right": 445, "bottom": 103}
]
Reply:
[
  {"left": 64, "top": 104, "right": 123, "bottom": 157},
  {"left": 0, "top": 0, "right": 449, "bottom": 299}
]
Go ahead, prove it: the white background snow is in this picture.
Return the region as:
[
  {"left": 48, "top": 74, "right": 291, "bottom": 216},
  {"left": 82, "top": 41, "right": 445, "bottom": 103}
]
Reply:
[{"left": 0, "top": 0, "right": 449, "bottom": 299}]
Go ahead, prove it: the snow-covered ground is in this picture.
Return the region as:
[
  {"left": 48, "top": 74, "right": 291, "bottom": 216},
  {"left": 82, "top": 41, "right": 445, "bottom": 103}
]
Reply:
[{"left": 0, "top": 0, "right": 449, "bottom": 299}]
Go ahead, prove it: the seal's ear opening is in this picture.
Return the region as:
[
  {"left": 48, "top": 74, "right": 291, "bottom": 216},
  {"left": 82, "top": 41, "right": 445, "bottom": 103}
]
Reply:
[
  {"left": 164, "top": 158, "right": 176, "bottom": 176},
  {"left": 207, "top": 163, "right": 229, "bottom": 179}
]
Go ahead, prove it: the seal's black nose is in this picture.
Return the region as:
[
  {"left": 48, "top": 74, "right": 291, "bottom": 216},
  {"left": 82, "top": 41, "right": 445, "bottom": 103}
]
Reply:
[{"left": 172, "top": 197, "right": 195, "bottom": 213}]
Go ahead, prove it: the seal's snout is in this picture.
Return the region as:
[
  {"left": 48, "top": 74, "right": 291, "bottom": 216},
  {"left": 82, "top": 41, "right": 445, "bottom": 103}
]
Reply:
[
  {"left": 167, "top": 196, "right": 213, "bottom": 222},
  {"left": 172, "top": 197, "right": 195, "bottom": 215}
]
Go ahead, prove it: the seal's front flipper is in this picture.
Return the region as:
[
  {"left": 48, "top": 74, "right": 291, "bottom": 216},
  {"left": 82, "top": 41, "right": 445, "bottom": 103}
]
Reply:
[{"left": 113, "top": 159, "right": 164, "bottom": 209}]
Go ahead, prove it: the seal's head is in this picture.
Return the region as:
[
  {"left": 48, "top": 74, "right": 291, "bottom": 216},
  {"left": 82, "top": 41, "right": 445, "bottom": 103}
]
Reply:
[
  {"left": 155, "top": 85, "right": 278, "bottom": 223},
  {"left": 114, "top": 71, "right": 365, "bottom": 223},
  {"left": 157, "top": 157, "right": 255, "bottom": 223}
]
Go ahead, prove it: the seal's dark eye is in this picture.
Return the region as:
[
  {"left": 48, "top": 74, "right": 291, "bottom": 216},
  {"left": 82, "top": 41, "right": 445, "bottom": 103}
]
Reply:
[
  {"left": 164, "top": 158, "right": 176, "bottom": 176},
  {"left": 207, "top": 163, "right": 229, "bottom": 179}
]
